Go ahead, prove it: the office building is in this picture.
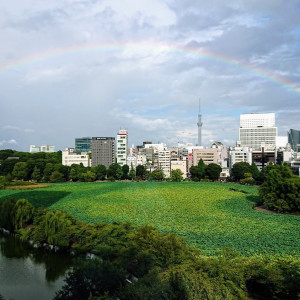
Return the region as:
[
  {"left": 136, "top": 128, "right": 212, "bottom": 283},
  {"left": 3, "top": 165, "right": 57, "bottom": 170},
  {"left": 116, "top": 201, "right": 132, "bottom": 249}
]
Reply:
[
  {"left": 29, "top": 145, "right": 55, "bottom": 153},
  {"left": 229, "top": 147, "right": 252, "bottom": 169},
  {"left": 62, "top": 148, "right": 91, "bottom": 167},
  {"left": 75, "top": 137, "right": 91, "bottom": 153},
  {"left": 116, "top": 130, "right": 128, "bottom": 166},
  {"left": 239, "top": 113, "right": 277, "bottom": 151},
  {"left": 192, "top": 148, "right": 218, "bottom": 166},
  {"left": 288, "top": 129, "right": 300, "bottom": 152},
  {"left": 91, "top": 137, "right": 115, "bottom": 168}
]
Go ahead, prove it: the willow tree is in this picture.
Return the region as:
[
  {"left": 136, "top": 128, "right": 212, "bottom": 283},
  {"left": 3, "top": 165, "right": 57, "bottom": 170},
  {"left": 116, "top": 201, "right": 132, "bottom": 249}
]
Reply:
[{"left": 14, "top": 199, "right": 34, "bottom": 229}]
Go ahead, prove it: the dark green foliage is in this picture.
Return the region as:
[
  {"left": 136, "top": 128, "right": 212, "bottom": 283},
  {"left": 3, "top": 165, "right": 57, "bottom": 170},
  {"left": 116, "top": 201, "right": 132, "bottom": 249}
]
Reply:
[
  {"left": 43, "top": 163, "right": 54, "bottom": 182},
  {"left": 205, "top": 163, "right": 222, "bottom": 180},
  {"left": 197, "top": 159, "right": 206, "bottom": 179},
  {"left": 189, "top": 166, "right": 198, "bottom": 180},
  {"left": 136, "top": 165, "right": 146, "bottom": 179},
  {"left": 54, "top": 259, "right": 126, "bottom": 300},
  {"left": 148, "top": 169, "right": 165, "bottom": 181},
  {"left": 250, "top": 162, "right": 260, "bottom": 182},
  {"left": 121, "top": 164, "right": 129, "bottom": 179},
  {"left": 231, "top": 162, "right": 251, "bottom": 181},
  {"left": 259, "top": 164, "right": 300, "bottom": 212},
  {"left": 14, "top": 199, "right": 34, "bottom": 229},
  {"left": 31, "top": 166, "right": 41, "bottom": 182},
  {"left": 170, "top": 169, "right": 183, "bottom": 182},
  {"left": 107, "top": 163, "right": 122, "bottom": 180},
  {"left": 12, "top": 162, "right": 27, "bottom": 180},
  {"left": 93, "top": 164, "right": 107, "bottom": 180},
  {"left": 0, "top": 198, "right": 17, "bottom": 231},
  {"left": 50, "top": 171, "right": 65, "bottom": 183}
]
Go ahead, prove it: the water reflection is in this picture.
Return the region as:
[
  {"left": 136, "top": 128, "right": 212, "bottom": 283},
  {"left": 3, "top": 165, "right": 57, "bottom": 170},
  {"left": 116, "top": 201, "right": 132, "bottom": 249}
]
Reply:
[{"left": 0, "top": 231, "right": 73, "bottom": 300}]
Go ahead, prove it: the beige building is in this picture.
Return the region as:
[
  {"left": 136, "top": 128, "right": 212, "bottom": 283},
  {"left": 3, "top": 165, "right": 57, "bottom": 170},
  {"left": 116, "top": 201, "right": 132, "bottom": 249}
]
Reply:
[
  {"left": 171, "top": 159, "right": 188, "bottom": 178},
  {"left": 192, "top": 148, "right": 218, "bottom": 166}
]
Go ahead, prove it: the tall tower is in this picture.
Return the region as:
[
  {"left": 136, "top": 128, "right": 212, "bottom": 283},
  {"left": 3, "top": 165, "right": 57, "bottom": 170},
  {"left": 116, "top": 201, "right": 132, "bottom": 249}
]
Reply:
[{"left": 197, "top": 99, "right": 203, "bottom": 146}]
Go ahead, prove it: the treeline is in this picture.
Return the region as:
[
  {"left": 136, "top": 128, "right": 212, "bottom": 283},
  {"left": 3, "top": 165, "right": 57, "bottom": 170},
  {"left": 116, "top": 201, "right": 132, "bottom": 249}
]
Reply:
[{"left": 0, "top": 198, "right": 299, "bottom": 299}]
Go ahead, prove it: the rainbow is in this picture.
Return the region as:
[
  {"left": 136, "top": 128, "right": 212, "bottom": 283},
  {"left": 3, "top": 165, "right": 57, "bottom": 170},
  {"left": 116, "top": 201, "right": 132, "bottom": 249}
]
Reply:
[{"left": 1, "top": 41, "right": 300, "bottom": 96}]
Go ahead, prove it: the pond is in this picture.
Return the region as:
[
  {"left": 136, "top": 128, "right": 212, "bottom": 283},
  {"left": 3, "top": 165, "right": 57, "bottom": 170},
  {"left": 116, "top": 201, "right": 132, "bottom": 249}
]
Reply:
[{"left": 0, "top": 231, "right": 73, "bottom": 300}]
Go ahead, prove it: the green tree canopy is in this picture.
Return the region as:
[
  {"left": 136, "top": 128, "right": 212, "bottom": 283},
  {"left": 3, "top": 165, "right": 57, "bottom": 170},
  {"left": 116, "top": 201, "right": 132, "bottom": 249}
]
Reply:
[
  {"left": 205, "top": 163, "right": 222, "bottom": 181},
  {"left": 231, "top": 162, "right": 251, "bottom": 181},
  {"left": 107, "top": 163, "right": 123, "bottom": 180},
  {"left": 136, "top": 165, "right": 146, "bottom": 179},
  {"left": 170, "top": 169, "right": 184, "bottom": 182},
  {"left": 12, "top": 162, "right": 27, "bottom": 180},
  {"left": 93, "top": 164, "right": 107, "bottom": 180},
  {"left": 197, "top": 159, "right": 206, "bottom": 179}
]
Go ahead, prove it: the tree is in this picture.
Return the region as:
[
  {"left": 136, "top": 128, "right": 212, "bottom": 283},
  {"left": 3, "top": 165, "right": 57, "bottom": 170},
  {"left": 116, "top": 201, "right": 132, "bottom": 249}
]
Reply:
[
  {"left": 122, "top": 164, "right": 130, "bottom": 180},
  {"left": 14, "top": 199, "right": 34, "bottom": 229},
  {"left": 259, "top": 164, "right": 300, "bottom": 212},
  {"left": 31, "top": 166, "right": 41, "bottom": 182},
  {"left": 128, "top": 164, "right": 136, "bottom": 180},
  {"left": 93, "top": 164, "right": 106, "bottom": 180},
  {"left": 205, "top": 163, "right": 222, "bottom": 181},
  {"left": 43, "top": 163, "right": 54, "bottom": 182},
  {"left": 189, "top": 166, "right": 199, "bottom": 180},
  {"left": 197, "top": 159, "right": 206, "bottom": 179},
  {"left": 83, "top": 170, "right": 96, "bottom": 182},
  {"left": 107, "top": 163, "right": 122, "bottom": 180},
  {"left": 231, "top": 162, "right": 251, "bottom": 181},
  {"left": 250, "top": 162, "right": 260, "bottom": 182},
  {"left": 170, "top": 169, "right": 184, "bottom": 182},
  {"left": 149, "top": 169, "right": 165, "bottom": 181},
  {"left": 136, "top": 165, "right": 146, "bottom": 179},
  {"left": 50, "top": 171, "right": 65, "bottom": 183},
  {"left": 12, "top": 162, "right": 27, "bottom": 180}
]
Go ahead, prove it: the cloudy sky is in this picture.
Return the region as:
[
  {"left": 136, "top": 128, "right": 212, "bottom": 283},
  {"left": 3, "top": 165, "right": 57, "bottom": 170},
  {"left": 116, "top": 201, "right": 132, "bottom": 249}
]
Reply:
[{"left": 0, "top": 0, "right": 300, "bottom": 151}]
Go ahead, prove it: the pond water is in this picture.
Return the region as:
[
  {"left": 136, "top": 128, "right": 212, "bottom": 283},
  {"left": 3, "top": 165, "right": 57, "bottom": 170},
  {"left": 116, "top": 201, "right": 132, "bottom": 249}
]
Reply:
[{"left": 0, "top": 231, "right": 73, "bottom": 300}]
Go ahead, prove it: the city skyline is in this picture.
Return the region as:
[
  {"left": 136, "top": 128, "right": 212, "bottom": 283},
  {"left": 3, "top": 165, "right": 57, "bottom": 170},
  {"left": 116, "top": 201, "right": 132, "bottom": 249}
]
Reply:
[{"left": 1, "top": 1, "right": 300, "bottom": 151}]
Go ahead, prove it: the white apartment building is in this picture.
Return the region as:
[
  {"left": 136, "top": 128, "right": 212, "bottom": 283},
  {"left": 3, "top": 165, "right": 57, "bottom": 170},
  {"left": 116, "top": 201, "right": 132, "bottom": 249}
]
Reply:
[
  {"left": 30, "top": 145, "right": 55, "bottom": 153},
  {"left": 239, "top": 113, "right": 277, "bottom": 151},
  {"left": 158, "top": 148, "right": 171, "bottom": 178},
  {"left": 116, "top": 130, "right": 128, "bottom": 166},
  {"left": 228, "top": 147, "right": 252, "bottom": 169},
  {"left": 62, "top": 148, "right": 91, "bottom": 167}
]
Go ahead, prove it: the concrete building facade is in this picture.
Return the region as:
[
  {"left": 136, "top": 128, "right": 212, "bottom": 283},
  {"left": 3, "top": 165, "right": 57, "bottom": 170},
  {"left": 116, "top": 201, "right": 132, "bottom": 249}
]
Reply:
[
  {"left": 91, "top": 137, "right": 115, "bottom": 168},
  {"left": 239, "top": 113, "right": 277, "bottom": 151},
  {"left": 30, "top": 145, "right": 55, "bottom": 153},
  {"left": 116, "top": 130, "right": 128, "bottom": 167},
  {"left": 228, "top": 147, "right": 252, "bottom": 169},
  {"left": 192, "top": 148, "right": 218, "bottom": 166},
  {"left": 62, "top": 148, "right": 91, "bottom": 167}
]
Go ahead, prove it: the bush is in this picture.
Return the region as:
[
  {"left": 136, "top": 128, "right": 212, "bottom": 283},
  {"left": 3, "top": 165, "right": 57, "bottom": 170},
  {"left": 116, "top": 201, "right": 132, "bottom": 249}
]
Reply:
[{"left": 240, "top": 177, "right": 256, "bottom": 185}]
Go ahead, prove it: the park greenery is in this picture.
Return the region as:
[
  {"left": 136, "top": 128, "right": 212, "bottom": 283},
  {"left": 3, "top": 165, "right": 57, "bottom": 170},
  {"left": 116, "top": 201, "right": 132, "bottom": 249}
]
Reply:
[
  {"left": 0, "top": 197, "right": 299, "bottom": 299},
  {"left": 1, "top": 149, "right": 300, "bottom": 298}
]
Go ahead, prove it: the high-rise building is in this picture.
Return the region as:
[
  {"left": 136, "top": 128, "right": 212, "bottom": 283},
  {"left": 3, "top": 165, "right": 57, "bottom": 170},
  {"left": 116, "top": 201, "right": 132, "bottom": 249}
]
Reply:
[
  {"left": 91, "top": 137, "right": 115, "bottom": 168},
  {"left": 29, "top": 145, "right": 55, "bottom": 153},
  {"left": 75, "top": 137, "right": 91, "bottom": 153},
  {"left": 197, "top": 99, "right": 203, "bottom": 146},
  {"left": 116, "top": 130, "right": 128, "bottom": 166},
  {"left": 288, "top": 129, "right": 300, "bottom": 152},
  {"left": 239, "top": 113, "right": 277, "bottom": 151}
]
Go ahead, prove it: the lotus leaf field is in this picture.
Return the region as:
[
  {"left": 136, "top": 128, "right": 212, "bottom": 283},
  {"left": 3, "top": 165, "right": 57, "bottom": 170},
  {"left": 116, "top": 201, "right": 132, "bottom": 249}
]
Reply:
[{"left": 1, "top": 182, "right": 299, "bottom": 256}]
